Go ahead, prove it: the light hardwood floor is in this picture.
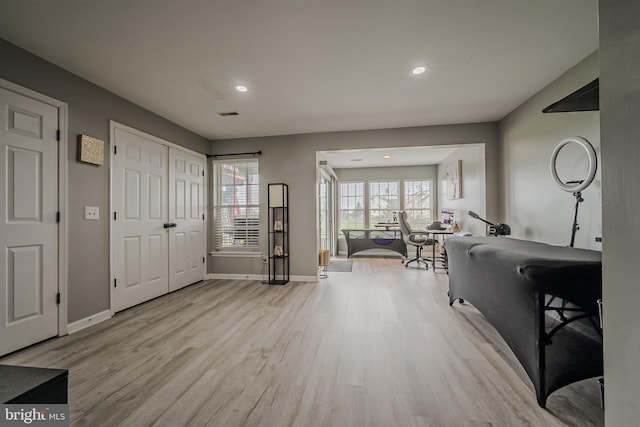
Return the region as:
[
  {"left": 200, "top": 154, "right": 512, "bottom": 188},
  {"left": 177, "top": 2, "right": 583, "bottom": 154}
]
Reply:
[{"left": 1, "top": 258, "right": 603, "bottom": 426}]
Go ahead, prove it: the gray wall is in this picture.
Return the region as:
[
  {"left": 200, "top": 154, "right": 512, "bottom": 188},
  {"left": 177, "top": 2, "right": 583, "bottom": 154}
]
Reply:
[
  {"left": 600, "top": 0, "right": 640, "bottom": 424},
  {"left": 208, "top": 122, "right": 499, "bottom": 277},
  {"left": 0, "top": 38, "right": 209, "bottom": 322},
  {"left": 436, "top": 145, "right": 486, "bottom": 236},
  {"left": 335, "top": 164, "right": 438, "bottom": 185},
  {"left": 498, "top": 51, "right": 601, "bottom": 249}
]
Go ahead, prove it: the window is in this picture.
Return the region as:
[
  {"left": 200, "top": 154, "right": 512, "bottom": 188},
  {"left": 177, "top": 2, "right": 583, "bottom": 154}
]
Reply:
[
  {"left": 213, "top": 160, "right": 259, "bottom": 250},
  {"left": 338, "top": 178, "right": 433, "bottom": 231},
  {"left": 369, "top": 180, "right": 400, "bottom": 225},
  {"left": 403, "top": 179, "right": 432, "bottom": 229},
  {"left": 339, "top": 182, "right": 365, "bottom": 229}
]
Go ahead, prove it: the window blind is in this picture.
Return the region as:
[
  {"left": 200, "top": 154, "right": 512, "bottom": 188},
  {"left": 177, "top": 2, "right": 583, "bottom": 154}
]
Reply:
[{"left": 212, "top": 160, "right": 260, "bottom": 250}]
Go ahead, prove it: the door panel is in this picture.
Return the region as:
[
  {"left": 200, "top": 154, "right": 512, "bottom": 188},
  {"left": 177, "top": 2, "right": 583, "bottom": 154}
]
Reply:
[
  {"left": 8, "top": 245, "right": 42, "bottom": 321},
  {"left": 8, "top": 148, "right": 42, "bottom": 221},
  {"left": 124, "top": 237, "right": 141, "bottom": 288},
  {"left": 113, "top": 129, "right": 169, "bottom": 311},
  {"left": 169, "top": 148, "right": 205, "bottom": 291},
  {"left": 147, "top": 234, "right": 164, "bottom": 282},
  {"left": 149, "top": 174, "right": 163, "bottom": 219},
  {"left": 0, "top": 87, "right": 58, "bottom": 356}
]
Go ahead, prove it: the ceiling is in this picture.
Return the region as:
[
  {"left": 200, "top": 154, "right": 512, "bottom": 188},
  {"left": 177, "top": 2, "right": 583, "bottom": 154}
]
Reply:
[
  {"left": 318, "top": 145, "right": 461, "bottom": 169},
  {"left": 0, "top": 1, "right": 598, "bottom": 140}
]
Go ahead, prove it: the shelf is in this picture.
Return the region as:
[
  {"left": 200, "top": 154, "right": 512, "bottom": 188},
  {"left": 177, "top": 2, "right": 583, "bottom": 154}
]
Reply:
[
  {"left": 542, "top": 78, "right": 599, "bottom": 113},
  {"left": 268, "top": 183, "right": 289, "bottom": 285}
]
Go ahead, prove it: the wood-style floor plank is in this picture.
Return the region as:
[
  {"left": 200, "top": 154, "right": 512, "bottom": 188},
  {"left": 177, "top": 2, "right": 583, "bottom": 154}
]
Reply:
[{"left": 0, "top": 258, "right": 603, "bottom": 426}]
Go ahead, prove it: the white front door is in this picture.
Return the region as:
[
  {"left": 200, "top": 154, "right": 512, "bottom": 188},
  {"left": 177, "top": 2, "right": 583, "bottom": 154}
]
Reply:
[
  {"left": 112, "top": 128, "right": 169, "bottom": 312},
  {"left": 0, "top": 87, "right": 59, "bottom": 356},
  {"left": 168, "top": 148, "right": 205, "bottom": 291}
]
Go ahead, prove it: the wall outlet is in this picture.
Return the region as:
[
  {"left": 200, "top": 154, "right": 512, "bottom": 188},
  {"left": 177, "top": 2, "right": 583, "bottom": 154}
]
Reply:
[
  {"left": 85, "top": 206, "right": 99, "bottom": 220},
  {"left": 262, "top": 254, "right": 268, "bottom": 264}
]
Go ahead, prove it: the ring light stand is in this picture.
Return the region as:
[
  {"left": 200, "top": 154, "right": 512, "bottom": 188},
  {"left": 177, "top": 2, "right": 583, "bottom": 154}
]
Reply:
[{"left": 550, "top": 136, "right": 598, "bottom": 247}]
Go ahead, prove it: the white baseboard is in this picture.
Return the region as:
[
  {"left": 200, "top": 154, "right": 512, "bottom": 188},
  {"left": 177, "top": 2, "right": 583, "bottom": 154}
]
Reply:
[
  {"left": 67, "top": 309, "right": 112, "bottom": 334},
  {"left": 206, "top": 273, "right": 263, "bottom": 281},
  {"left": 206, "top": 273, "right": 318, "bottom": 283},
  {"left": 290, "top": 275, "right": 319, "bottom": 282}
]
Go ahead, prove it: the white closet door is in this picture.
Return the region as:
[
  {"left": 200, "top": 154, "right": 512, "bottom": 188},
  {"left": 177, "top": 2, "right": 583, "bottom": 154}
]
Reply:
[
  {"left": 112, "top": 128, "right": 169, "bottom": 312},
  {"left": 169, "top": 148, "right": 205, "bottom": 291},
  {"left": 0, "top": 87, "right": 58, "bottom": 355}
]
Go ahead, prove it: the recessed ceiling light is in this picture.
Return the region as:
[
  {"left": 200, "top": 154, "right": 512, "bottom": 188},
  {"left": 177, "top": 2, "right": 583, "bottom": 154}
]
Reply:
[
  {"left": 383, "top": 155, "right": 391, "bottom": 159},
  {"left": 236, "top": 85, "right": 248, "bottom": 92},
  {"left": 411, "top": 66, "right": 427, "bottom": 76}
]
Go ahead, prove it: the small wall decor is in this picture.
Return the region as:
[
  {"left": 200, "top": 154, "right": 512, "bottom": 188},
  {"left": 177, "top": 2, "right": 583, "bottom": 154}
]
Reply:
[
  {"left": 446, "top": 160, "right": 462, "bottom": 200},
  {"left": 78, "top": 134, "right": 105, "bottom": 165}
]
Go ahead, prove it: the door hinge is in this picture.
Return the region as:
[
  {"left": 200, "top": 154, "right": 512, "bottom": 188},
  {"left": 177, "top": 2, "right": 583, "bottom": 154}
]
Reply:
[
  {"left": 114, "top": 278, "right": 117, "bottom": 288},
  {"left": 56, "top": 293, "right": 61, "bottom": 304},
  {"left": 114, "top": 145, "right": 117, "bottom": 155},
  {"left": 56, "top": 130, "right": 61, "bottom": 141},
  {"left": 202, "top": 214, "right": 205, "bottom": 220},
  {"left": 114, "top": 211, "right": 117, "bottom": 220},
  {"left": 56, "top": 211, "right": 61, "bottom": 223},
  {"left": 202, "top": 170, "right": 205, "bottom": 177},
  {"left": 203, "top": 257, "right": 205, "bottom": 264}
]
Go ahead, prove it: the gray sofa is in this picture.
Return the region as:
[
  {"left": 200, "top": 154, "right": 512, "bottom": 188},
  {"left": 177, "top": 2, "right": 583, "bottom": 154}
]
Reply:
[{"left": 445, "top": 236, "right": 603, "bottom": 407}]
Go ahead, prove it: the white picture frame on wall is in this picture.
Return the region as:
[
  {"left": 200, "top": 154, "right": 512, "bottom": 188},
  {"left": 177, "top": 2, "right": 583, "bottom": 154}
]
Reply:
[{"left": 446, "top": 160, "right": 462, "bottom": 200}]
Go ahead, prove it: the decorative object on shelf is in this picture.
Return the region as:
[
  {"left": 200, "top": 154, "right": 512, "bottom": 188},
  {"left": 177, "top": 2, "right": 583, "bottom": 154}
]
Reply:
[
  {"left": 267, "top": 183, "right": 289, "bottom": 285},
  {"left": 78, "top": 134, "right": 104, "bottom": 165},
  {"left": 550, "top": 136, "right": 598, "bottom": 247},
  {"left": 446, "top": 160, "right": 462, "bottom": 200},
  {"left": 451, "top": 222, "right": 461, "bottom": 233}
]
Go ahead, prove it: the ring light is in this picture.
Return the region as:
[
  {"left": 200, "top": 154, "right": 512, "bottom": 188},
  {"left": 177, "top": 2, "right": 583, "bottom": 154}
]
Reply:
[
  {"left": 550, "top": 136, "right": 597, "bottom": 193},
  {"left": 549, "top": 136, "right": 598, "bottom": 247}
]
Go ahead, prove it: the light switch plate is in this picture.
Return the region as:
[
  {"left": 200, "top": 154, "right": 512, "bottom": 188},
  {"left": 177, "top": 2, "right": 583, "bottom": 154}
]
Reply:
[{"left": 85, "top": 206, "right": 99, "bottom": 220}]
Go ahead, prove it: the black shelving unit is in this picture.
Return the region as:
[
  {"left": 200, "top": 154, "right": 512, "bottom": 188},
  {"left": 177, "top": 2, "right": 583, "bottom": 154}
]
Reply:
[{"left": 267, "top": 183, "right": 289, "bottom": 285}]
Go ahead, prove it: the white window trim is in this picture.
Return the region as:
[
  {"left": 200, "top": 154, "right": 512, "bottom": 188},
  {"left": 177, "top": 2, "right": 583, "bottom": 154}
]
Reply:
[
  {"left": 368, "top": 179, "right": 401, "bottom": 227},
  {"left": 212, "top": 159, "right": 260, "bottom": 252},
  {"left": 403, "top": 178, "right": 434, "bottom": 227},
  {"left": 338, "top": 180, "right": 366, "bottom": 230}
]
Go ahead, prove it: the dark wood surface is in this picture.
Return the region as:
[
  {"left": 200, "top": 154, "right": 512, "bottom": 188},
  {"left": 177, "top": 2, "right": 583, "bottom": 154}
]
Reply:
[{"left": 0, "top": 364, "right": 68, "bottom": 404}]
